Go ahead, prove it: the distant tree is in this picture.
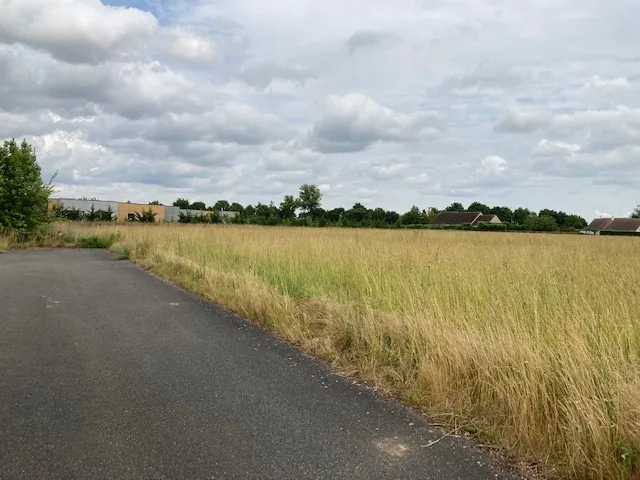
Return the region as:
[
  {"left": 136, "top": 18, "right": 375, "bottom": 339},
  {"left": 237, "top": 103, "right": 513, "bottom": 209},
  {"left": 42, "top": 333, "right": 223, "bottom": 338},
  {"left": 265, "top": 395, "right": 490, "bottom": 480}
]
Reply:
[
  {"left": 513, "top": 207, "right": 534, "bottom": 225},
  {"left": 85, "top": 204, "right": 102, "bottom": 222},
  {"left": 214, "top": 200, "right": 231, "bottom": 211},
  {"left": 490, "top": 206, "right": 513, "bottom": 223},
  {"left": 632, "top": 205, "right": 640, "bottom": 218},
  {"left": 445, "top": 202, "right": 465, "bottom": 212},
  {"left": 525, "top": 214, "right": 558, "bottom": 232},
  {"left": 190, "top": 201, "right": 206, "bottom": 211},
  {"left": 425, "top": 207, "right": 440, "bottom": 223},
  {"left": 0, "top": 139, "right": 55, "bottom": 233},
  {"left": 98, "top": 206, "right": 115, "bottom": 222},
  {"left": 326, "top": 208, "right": 345, "bottom": 223},
  {"left": 342, "top": 203, "right": 370, "bottom": 225},
  {"left": 279, "top": 195, "right": 299, "bottom": 220},
  {"left": 229, "top": 202, "right": 244, "bottom": 213},
  {"left": 400, "top": 206, "right": 428, "bottom": 225},
  {"left": 298, "top": 184, "right": 322, "bottom": 216},
  {"left": 467, "top": 202, "right": 491, "bottom": 214},
  {"left": 564, "top": 214, "right": 587, "bottom": 230},
  {"left": 385, "top": 210, "right": 400, "bottom": 225},
  {"left": 148, "top": 200, "right": 161, "bottom": 205},
  {"left": 134, "top": 208, "right": 157, "bottom": 223},
  {"left": 173, "top": 198, "right": 190, "bottom": 209}
]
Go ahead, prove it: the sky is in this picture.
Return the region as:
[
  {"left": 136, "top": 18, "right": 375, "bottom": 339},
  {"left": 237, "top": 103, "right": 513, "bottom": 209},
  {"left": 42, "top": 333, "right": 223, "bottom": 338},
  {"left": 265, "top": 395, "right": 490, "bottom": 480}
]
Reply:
[{"left": 1, "top": 0, "right": 639, "bottom": 218}]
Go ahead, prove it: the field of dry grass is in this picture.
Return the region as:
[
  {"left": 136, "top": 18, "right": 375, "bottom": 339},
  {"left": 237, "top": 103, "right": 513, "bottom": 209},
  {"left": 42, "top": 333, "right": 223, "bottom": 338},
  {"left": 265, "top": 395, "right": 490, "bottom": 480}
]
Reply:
[{"left": 38, "top": 223, "right": 640, "bottom": 478}]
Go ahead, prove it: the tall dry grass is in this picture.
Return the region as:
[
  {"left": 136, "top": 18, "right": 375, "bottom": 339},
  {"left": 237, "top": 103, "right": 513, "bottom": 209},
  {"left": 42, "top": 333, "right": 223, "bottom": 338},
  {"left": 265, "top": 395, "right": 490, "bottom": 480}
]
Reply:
[{"left": 54, "top": 222, "right": 640, "bottom": 478}]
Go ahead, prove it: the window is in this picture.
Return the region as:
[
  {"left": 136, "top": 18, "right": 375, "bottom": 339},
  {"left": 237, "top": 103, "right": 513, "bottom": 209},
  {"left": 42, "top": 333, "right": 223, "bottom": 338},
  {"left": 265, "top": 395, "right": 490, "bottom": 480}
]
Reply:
[{"left": 127, "top": 213, "right": 135, "bottom": 221}]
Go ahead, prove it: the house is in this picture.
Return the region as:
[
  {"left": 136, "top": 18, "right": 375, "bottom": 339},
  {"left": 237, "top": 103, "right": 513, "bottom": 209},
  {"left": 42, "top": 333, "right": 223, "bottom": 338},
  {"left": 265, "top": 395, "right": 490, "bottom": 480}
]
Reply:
[
  {"left": 430, "top": 211, "right": 501, "bottom": 226},
  {"left": 585, "top": 217, "right": 640, "bottom": 233}
]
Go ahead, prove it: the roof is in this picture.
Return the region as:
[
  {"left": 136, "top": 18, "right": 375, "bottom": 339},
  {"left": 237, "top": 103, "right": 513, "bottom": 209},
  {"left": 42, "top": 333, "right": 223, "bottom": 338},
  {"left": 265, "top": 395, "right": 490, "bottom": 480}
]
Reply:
[
  {"left": 475, "top": 214, "right": 500, "bottom": 223},
  {"left": 604, "top": 218, "right": 640, "bottom": 232},
  {"left": 431, "top": 211, "right": 482, "bottom": 225},
  {"left": 586, "top": 218, "right": 613, "bottom": 230}
]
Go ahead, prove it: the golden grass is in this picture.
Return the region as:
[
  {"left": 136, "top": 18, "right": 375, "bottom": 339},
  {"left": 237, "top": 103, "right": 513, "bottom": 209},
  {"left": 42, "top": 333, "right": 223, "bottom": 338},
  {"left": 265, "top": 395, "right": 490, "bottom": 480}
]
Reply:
[{"left": 53, "top": 223, "right": 640, "bottom": 478}]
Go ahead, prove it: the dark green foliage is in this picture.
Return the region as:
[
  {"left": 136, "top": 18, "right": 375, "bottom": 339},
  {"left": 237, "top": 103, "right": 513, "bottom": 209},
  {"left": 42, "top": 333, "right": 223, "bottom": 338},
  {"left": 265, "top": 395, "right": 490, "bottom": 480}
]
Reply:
[
  {"left": 78, "top": 234, "right": 119, "bottom": 248},
  {"left": 525, "top": 215, "right": 559, "bottom": 232},
  {"left": 0, "top": 139, "right": 54, "bottom": 233},
  {"left": 178, "top": 211, "right": 220, "bottom": 224},
  {"left": 631, "top": 205, "right": 640, "bottom": 219},
  {"left": 467, "top": 202, "right": 491, "bottom": 214},
  {"left": 445, "top": 202, "right": 465, "bottom": 212},
  {"left": 190, "top": 201, "right": 206, "bottom": 210},
  {"left": 134, "top": 208, "right": 157, "bottom": 223},
  {"left": 173, "top": 198, "right": 190, "bottom": 209}
]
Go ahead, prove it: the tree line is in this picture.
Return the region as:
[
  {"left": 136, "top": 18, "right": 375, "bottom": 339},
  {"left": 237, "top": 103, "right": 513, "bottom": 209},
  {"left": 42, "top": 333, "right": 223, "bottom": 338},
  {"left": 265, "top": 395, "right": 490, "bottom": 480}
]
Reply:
[{"left": 169, "top": 184, "right": 592, "bottom": 232}]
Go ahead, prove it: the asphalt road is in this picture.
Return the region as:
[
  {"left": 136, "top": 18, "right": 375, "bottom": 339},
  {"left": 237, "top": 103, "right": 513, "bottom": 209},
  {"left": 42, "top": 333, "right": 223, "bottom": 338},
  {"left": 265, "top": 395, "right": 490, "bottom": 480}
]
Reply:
[{"left": 0, "top": 249, "right": 514, "bottom": 479}]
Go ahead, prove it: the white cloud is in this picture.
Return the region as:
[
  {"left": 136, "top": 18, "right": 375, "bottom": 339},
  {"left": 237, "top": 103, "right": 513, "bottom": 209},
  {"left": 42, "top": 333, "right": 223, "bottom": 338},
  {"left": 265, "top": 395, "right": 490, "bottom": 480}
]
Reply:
[
  {"left": 0, "top": 0, "right": 157, "bottom": 64},
  {"left": 160, "top": 28, "right": 219, "bottom": 63},
  {"left": 309, "top": 93, "right": 441, "bottom": 153}
]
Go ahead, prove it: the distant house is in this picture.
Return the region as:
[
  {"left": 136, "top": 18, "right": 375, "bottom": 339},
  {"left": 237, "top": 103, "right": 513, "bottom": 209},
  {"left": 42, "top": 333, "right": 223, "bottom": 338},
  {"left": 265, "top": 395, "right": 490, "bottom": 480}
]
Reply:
[
  {"left": 585, "top": 217, "right": 640, "bottom": 234},
  {"left": 430, "top": 211, "right": 501, "bottom": 226}
]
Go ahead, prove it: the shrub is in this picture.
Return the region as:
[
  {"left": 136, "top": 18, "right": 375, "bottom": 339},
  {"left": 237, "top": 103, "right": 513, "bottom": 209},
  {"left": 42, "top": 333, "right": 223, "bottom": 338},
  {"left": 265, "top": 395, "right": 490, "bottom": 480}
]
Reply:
[{"left": 78, "top": 234, "right": 119, "bottom": 248}]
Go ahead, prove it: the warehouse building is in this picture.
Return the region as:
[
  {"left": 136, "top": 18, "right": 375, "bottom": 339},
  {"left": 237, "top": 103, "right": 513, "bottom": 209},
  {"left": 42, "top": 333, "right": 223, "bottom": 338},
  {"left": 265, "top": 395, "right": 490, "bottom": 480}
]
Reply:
[{"left": 49, "top": 198, "right": 238, "bottom": 223}]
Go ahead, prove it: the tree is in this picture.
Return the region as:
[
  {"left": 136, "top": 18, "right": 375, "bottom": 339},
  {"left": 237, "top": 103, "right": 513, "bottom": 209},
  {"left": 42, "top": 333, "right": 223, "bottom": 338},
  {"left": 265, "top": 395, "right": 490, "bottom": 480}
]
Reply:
[
  {"left": 134, "top": 208, "right": 157, "bottom": 223},
  {"left": 445, "top": 202, "right": 465, "bottom": 212},
  {"left": 467, "top": 202, "right": 491, "bottom": 214},
  {"left": 0, "top": 139, "right": 54, "bottom": 233},
  {"left": 85, "top": 204, "right": 102, "bottom": 222},
  {"left": 298, "top": 184, "right": 322, "bottom": 216},
  {"left": 513, "top": 207, "right": 533, "bottom": 225},
  {"left": 214, "top": 200, "right": 231, "bottom": 211},
  {"left": 190, "top": 201, "right": 206, "bottom": 211},
  {"left": 632, "top": 205, "right": 640, "bottom": 218},
  {"left": 490, "top": 206, "right": 513, "bottom": 224},
  {"left": 229, "top": 202, "right": 244, "bottom": 213},
  {"left": 148, "top": 200, "right": 161, "bottom": 205},
  {"left": 173, "top": 198, "right": 190, "bottom": 209},
  {"left": 279, "top": 195, "right": 299, "bottom": 220},
  {"left": 400, "top": 206, "right": 427, "bottom": 225},
  {"left": 525, "top": 214, "right": 558, "bottom": 232}
]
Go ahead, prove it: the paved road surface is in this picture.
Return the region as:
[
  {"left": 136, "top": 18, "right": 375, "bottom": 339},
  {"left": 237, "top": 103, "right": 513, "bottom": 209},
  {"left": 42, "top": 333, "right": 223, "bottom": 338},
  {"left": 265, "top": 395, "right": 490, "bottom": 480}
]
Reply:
[{"left": 0, "top": 250, "right": 513, "bottom": 479}]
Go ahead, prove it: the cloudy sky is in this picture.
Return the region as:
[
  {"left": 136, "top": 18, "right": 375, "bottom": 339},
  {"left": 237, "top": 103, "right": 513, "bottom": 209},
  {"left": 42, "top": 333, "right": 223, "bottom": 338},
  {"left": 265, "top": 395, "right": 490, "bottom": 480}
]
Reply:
[{"left": 1, "top": 0, "right": 639, "bottom": 218}]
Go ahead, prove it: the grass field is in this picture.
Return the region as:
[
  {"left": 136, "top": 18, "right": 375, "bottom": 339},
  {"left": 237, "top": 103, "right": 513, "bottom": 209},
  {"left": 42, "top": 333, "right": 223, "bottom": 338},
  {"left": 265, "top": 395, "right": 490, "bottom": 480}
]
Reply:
[{"left": 34, "top": 223, "right": 640, "bottom": 478}]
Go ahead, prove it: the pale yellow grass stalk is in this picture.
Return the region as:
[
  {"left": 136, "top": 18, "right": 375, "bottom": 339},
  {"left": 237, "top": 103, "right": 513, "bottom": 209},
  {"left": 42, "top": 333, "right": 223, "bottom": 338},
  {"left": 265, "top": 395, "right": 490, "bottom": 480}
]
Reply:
[{"left": 55, "top": 222, "right": 640, "bottom": 479}]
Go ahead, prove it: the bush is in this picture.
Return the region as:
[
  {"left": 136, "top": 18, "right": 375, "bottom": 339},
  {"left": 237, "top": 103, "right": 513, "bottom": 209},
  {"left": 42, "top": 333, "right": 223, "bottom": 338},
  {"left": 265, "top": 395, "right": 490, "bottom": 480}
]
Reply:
[{"left": 78, "top": 234, "right": 119, "bottom": 248}]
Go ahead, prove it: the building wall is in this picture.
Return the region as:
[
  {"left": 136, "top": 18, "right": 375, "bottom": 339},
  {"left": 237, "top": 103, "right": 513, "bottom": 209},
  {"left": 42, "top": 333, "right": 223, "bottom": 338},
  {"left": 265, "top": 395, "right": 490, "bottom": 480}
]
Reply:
[
  {"left": 488, "top": 216, "right": 501, "bottom": 224},
  {"left": 117, "top": 203, "right": 165, "bottom": 222},
  {"left": 164, "top": 206, "right": 181, "bottom": 222},
  {"left": 57, "top": 198, "right": 118, "bottom": 215}
]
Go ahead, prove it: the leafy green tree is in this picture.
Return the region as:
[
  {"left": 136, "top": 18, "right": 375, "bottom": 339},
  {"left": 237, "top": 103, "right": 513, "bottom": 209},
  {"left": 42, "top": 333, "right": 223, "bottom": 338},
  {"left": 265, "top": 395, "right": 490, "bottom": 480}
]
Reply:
[
  {"left": 400, "top": 206, "right": 428, "bottom": 224},
  {"left": 564, "top": 214, "right": 587, "bottom": 229},
  {"left": 490, "top": 206, "right": 513, "bottom": 223},
  {"left": 229, "top": 202, "right": 244, "bottom": 213},
  {"left": 513, "top": 207, "right": 533, "bottom": 225},
  {"left": 214, "top": 200, "right": 231, "bottom": 211},
  {"left": 173, "top": 198, "right": 190, "bottom": 209},
  {"left": 326, "top": 208, "right": 344, "bottom": 223},
  {"left": 525, "top": 214, "right": 558, "bottom": 232},
  {"left": 0, "top": 139, "right": 54, "bottom": 233},
  {"left": 190, "top": 201, "right": 206, "bottom": 211},
  {"left": 148, "top": 200, "right": 161, "bottom": 205},
  {"left": 632, "top": 205, "right": 640, "bottom": 218},
  {"left": 134, "top": 208, "right": 157, "bottom": 223},
  {"left": 298, "top": 184, "right": 322, "bottom": 216},
  {"left": 385, "top": 210, "right": 400, "bottom": 225},
  {"left": 467, "top": 202, "right": 491, "bottom": 214},
  {"left": 444, "top": 202, "right": 465, "bottom": 212},
  {"left": 279, "top": 195, "right": 299, "bottom": 220}
]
